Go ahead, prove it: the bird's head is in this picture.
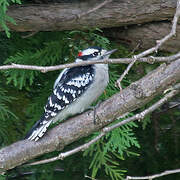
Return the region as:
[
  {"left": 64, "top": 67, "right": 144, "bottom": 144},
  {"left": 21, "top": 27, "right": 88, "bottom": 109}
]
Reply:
[{"left": 76, "top": 46, "right": 116, "bottom": 62}]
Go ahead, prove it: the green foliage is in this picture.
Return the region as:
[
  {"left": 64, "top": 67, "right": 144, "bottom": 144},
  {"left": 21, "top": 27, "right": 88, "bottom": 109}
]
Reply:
[
  {"left": 104, "top": 119, "right": 140, "bottom": 154},
  {"left": 84, "top": 140, "right": 126, "bottom": 180},
  {"left": 0, "top": 87, "right": 18, "bottom": 145},
  {"left": 69, "top": 28, "right": 110, "bottom": 50},
  {"left": 141, "top": 114, "right": 151, "bottom": 130},
  {"left": 1, "top": 30, "right": 141, "bottom": 180},
  {"left": 0, "top": 0, "right": 21, "bottom": 38},
  {"left": 84, "top": 115, "right": 140, "bottom": 179},
  {"left": 4, "top": 41, "right": 63, "bottom": 89},
  {"left": 3, "top": 32, "right": 71, "bottom": 89},
  {"left": 0, "top": 174, "right": 6, "bottom": 180}
]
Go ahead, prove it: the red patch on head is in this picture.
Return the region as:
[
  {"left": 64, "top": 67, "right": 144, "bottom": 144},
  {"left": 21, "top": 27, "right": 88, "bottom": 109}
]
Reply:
[{"left": 78, "top": 52, "right": 83, "bottom": 57}]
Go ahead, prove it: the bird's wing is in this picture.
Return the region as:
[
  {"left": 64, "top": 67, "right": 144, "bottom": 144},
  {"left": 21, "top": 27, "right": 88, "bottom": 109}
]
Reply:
[{"left": 26, "top": 65, "right": 94, "bottom": 141}]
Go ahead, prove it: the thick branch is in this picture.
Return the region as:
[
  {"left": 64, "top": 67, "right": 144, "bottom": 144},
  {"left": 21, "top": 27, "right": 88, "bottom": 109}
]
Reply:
[
  {"left": 0, "top": 59, "right": 180, "bottom": 173},
  {"left": 105, "top": 21, "right": 180, "bottom": 53},
  {"left": 3, "top": 0, "right": 177, "bottom": 32},
  {"left": 28, "top": 84, "right": 179, "bottom": 166}
]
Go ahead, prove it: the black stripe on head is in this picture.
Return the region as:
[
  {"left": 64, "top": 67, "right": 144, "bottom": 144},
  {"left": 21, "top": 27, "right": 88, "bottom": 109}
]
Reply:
[
  {"left": 78, "top": 46, "right": 102, "bottom": 61},
  {"left": 79, "top": 55, "right": 91, "bottom": 61}
]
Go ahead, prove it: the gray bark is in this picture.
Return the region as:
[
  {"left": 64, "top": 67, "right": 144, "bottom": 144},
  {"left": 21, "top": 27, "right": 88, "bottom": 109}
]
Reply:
[
  {"left": 3, "top": 0, "right": 176, "bottom": 32},
  {"left": 104, "top": 22, "right": 180, "bottom": 53},
  {"left": 3, "top": 0, "right": 179, "bottom": 52},
  {"left": 0, "top": 59, "right": 180, "bottom": 173}
]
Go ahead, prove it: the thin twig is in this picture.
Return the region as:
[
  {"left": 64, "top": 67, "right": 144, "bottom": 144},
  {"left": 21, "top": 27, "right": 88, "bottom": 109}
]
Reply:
[
  {"left": 67, "top": 0, "right": 112, "bottom": 21},
  {"left": 84, "top": 175, "right": 98, "bottom": 180},
  {"left": 116, "top": 0, "right": 180, "bottom": 89},
  {"left": 21, "top": 31, "right": 39, "bottom": 38},
  {"left": 77, "top": 0, "right": 112, "bottom": 19},
  {"left": 9, "top": 168, "right": 64, "bottom": 179},
  {"left": 116, "top": 58, "right": 137, "bottom": 90},
  {"left": 126, "top": 168, "right": 180, "bottom": 180},
  {"left": 0, "top": 52, "right": 179, "bottom": 73},
  {"left": 26, "top": 83, "right": 180, "bottom": 166},
  {"left": 127, "top": 42, "right": 141, "bottom": 58},
  {"left": 169, "top": 102, "right": 180, "bottom": 109}
]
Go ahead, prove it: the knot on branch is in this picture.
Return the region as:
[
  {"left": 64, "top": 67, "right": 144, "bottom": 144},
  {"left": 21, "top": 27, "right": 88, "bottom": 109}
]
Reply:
[
  {"left": 130, "top": 83, "right": 145, "bottom": 99},
  {"left": 147, "top": 56, "right": 156, "bottom": 64}
]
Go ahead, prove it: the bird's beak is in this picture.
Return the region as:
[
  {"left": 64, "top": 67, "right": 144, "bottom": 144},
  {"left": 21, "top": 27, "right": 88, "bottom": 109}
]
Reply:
[{"left": 103, "top": 49, "right": 117, "bottom": 58}]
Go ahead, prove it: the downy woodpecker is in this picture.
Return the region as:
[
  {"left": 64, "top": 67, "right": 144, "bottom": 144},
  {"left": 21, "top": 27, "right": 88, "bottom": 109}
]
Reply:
[{"left": 26, "top": 47, "right": 116, "bottom": 141}]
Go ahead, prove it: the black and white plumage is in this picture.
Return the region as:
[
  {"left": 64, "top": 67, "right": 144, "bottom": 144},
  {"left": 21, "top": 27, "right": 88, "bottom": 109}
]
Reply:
[{"left": 26, "top": 47, "right": 116, "bottom": 141}]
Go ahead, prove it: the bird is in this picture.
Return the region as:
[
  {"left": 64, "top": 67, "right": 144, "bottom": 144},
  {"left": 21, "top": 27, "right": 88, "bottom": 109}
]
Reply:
[{"left": 25, "top": 46, "right": 116, "bottom": 141}]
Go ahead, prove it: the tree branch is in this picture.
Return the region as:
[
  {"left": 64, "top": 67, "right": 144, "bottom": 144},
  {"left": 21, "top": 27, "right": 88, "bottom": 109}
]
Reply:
[
  {"left": 20, "top": 0, "right": 113, "bottom": 38},
  {"left": 0, "top": 58, "right": 180, "bottom": 173},
  {"left": 126, "top": 168, "right": 180, "bottom": 180},
  {"left": 3, "top": 0, "right": 176, "bottom": 32},
  {"left": 27, "top": 83, "right": 180, "bottom": 166},
  {"left": 0, "top": 52, "right": 179, "bottom": 72},
  {"left": 105, "top": 22, "right": 180, "bottom": 53}
]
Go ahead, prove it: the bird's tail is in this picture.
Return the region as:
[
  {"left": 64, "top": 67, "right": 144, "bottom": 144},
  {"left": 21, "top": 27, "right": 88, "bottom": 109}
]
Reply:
[{"left": 25, "top": 117, "right": 52, "bottom": 141}]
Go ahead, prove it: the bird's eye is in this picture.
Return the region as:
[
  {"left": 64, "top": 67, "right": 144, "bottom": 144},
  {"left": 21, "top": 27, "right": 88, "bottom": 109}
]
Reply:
[{"left": 93, "top": 52, "right": 98, "bottom": 56}]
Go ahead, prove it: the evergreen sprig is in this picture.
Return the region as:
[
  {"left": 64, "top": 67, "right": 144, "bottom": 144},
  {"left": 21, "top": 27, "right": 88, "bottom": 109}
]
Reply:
[
  {"left": 0, "top": 0, "right": 21, "bottom": 38},
  {"left": 83, "top": 116, "right": 140, "bottom": 179},
  {"left": 104, "top": 120, "right": 140, "bottom": 155},
  {"left": 3, "top": 41, "right": 67, "bottom": 89},
  {"left": 0, "top": 87, "right": 18, "bottom": 145}
]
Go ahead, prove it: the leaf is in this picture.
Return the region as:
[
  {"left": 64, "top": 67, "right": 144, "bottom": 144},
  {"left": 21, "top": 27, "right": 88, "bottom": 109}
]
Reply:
[
  {"left": 0, "top": 87, "right": 19, "bottom": 144},
  {"left": 0, "top": 0, "right": 21, "bottom": 37},
  {"left": 0, "top": 174, "right": 6, "bottom": 180}
]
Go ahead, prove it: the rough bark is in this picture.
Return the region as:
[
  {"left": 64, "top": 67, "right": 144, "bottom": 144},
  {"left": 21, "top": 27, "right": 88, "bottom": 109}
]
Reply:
[
  {"left": 104, "top": 21, "right": 180, "bottom": 53},
  {"left": 1, "top": 0, "right": 179, "bottom": 52},
  {"left": 0, "top": 59, "right": 180, "bottom": 173},
  {"left": 2, "top": 0, "right": 177, "bottom": 32}
]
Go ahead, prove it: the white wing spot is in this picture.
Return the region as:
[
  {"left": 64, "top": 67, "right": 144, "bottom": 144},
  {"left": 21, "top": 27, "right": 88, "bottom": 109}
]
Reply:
[
  {"left": 66, "top": 88, "right": 70, "bottom": 93},
  {"left": 57, "top": 92, "right": 62, "bottom": 100},
  {"left": 66, "top": 73, "right": 93, "bottom": 88},
  {"left": 63, "top": 95, "right": 69, "bottom": 104},
  {"left": 55, "top": 103, "right": 62, "bottom": 110},
  {"left": 28, "top": 120, "right": 52, "bottom": 141},
  {"left": 49, "top": 97, "right": 53, "bottom": 107},
  {"left": 54, "top": 89, "right": 57, "bottom": 95},
  {"left": 51, "top": 112, "right": 57, "bottom": 116}
]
